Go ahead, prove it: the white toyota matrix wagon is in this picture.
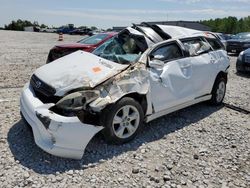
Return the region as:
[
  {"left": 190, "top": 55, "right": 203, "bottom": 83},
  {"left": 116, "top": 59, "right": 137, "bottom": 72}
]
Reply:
[{"left": 20, "top": 24, "right": 230, "bottom": 159}]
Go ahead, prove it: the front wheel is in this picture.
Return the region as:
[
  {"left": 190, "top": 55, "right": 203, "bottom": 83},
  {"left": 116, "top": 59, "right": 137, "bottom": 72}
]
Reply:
[
  {"left": 101, "top": 97, "right": 144, "bottom": 144},
  {"left": 209, "top": 77, "right": 226, "bottom": 105}
]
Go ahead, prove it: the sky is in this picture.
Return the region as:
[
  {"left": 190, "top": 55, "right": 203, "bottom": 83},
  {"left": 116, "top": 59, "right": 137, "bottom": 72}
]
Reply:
[{"left": 0, "top": 0, "right": 250, "bottom": 29}]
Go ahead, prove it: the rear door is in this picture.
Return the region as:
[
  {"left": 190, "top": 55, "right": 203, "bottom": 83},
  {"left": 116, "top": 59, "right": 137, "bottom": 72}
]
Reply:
[
  {"left": 205, "top": 36, "right": 229, "bottom": 67},
  {"left": 180, "top": 37, "right": 216, "bottom": 97}
]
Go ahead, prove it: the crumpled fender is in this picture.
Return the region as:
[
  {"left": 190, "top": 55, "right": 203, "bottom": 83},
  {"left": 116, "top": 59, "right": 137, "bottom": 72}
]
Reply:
[{"left": 89, "top": 63, "right": 151, "bottom": 113}]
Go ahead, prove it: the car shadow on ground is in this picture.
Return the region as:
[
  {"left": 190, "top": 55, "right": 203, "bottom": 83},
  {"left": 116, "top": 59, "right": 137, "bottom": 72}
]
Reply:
[
  {"left": 236, "top": 72, "right": 250, "bottom": 78},
  {"left": 8, "top": 103, "right": 223, "bottom": 175}
]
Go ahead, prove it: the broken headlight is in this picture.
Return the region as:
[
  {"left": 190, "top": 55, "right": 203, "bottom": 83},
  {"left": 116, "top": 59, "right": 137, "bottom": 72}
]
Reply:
[{"left": 55, "top": 90, "right": 100, "bottom": 111}]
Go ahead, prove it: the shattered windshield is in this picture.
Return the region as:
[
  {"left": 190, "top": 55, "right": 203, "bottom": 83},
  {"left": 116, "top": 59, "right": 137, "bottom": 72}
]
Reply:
[{"left": 93, "top": 33, "right": 143, "bottom": 64}]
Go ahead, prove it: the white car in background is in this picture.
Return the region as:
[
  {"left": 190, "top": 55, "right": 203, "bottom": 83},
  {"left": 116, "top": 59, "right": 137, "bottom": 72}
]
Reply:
[
  {"left": 40, "top": 27, "right": 56, "bottom": 33},
  {"left": 20, "top": 24, "right": 230, "bottom": 159}
]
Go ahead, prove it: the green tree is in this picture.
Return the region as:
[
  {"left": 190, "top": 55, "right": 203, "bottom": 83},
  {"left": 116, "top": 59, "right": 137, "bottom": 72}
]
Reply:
[
  {"left": 4, "top": 19, "right": 33, "bottom": 31},
  {"left": 201, "top": 16, "right": 250, "bottom": 34},
  {"left": 78, "top": 26, "right": 87, "bottom": 29},
  {"left": 90, "top": 26, "right": 97, "bottom": 30},
  {"left": 33, "top": 21, "right": 39, "bottom": 26},
  {"left": 40, "top": 24, "right": 48, "bottom": 28}
]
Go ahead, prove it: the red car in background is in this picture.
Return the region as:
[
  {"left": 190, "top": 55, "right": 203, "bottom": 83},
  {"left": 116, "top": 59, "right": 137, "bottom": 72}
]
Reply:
[{"left": 46, "top": 32, "right": 117, "bottom": 63}]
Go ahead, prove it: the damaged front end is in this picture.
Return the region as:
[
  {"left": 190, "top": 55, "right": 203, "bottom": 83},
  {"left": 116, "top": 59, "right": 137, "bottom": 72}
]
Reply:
[
  {"left": 50, "top": 89, "right": 102, "bottom": 125},
  {"left": 20, "top": 83, "right": 104, "bottom": 159},
  {"left": 50, "top": 62, "right": 151, "bottom": 122},
  {"left": 20, "top": 26, "right": 153, "bottom": 159},
  {"left": 20, "top": 61, "right": 151, "bottom": 159}
]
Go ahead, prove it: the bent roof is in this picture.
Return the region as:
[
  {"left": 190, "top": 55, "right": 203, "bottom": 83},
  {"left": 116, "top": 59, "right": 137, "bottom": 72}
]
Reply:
[
  {"left": 122, "top": 24, "right": 214, "bottom": 50},
  {"left": 155, "top": 25, "right": 202, "bottom": 39},
  {"left": 133, "top": 24, "right": 209, "bottom": 41}
]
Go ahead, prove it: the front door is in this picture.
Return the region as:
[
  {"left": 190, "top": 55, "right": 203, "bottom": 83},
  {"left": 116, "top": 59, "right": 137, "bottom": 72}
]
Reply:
[{"left": 148, "top": 41, "right": 196, "bottom": 112}]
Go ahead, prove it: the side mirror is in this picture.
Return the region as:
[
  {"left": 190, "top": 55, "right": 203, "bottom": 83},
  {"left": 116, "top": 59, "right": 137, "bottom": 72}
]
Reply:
[{"left": 148, "top": 59, "right": 164, "bottom": 69}]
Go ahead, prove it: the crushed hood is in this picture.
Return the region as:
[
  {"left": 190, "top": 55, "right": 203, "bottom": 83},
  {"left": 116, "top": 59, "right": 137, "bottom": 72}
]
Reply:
[{"left": 34, "top": 51, "right": 129, "bottom": 96}]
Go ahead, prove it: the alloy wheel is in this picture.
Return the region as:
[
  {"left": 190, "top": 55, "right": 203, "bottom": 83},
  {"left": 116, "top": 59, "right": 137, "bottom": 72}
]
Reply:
[{"left": 112, "top": 105, "right": 140, "bottom": 139}]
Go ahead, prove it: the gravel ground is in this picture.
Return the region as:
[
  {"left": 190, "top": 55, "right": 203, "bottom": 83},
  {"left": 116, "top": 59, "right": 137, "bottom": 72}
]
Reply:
[{"left": 0, "top": 30, "right": 249, "bottom": 188}]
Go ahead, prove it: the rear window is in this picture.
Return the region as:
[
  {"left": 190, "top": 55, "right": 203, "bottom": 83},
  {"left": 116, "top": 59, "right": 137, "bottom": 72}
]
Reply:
[
  {"left": 78, "top": 34, "right": 109, "bottom": 45},
  {"left": 206, "top": 38, "right": 224, "bottom": 50},
  {"left": 181, "top": 38, "right": 211, "bottom": 56}
]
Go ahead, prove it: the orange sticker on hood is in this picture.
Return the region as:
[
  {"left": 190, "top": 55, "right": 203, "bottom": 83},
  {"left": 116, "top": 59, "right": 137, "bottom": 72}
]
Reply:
[{"left": 92, "top": 67, "right": 102, "bottom": 73}]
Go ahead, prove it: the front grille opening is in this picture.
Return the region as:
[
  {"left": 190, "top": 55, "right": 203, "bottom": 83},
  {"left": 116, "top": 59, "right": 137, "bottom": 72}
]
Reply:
[
  {"left": 30, "top": 74, "right": 60, "bottom": 103},
  {"left": 30, "top": 74, "right": 56, "bottom": 96}
]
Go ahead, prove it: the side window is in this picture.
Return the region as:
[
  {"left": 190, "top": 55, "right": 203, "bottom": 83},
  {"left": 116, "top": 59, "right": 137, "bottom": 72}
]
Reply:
[
  {"left": 181, "top": 38, "right": 211, "bottom": 56},
  {"left": 150, "top": 43, "right": 183, "bottom": 62},
  {"left": 206, "top": 38, "right": 223, "bottom": 50}
]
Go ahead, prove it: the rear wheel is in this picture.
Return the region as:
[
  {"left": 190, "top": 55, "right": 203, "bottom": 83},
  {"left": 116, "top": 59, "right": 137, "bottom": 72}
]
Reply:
[
  {"left": 210, "top": 77, "right": 226, "bottom": 105},
  {"left": 101, "top": 97, "right": 144, "bottom": 144}
]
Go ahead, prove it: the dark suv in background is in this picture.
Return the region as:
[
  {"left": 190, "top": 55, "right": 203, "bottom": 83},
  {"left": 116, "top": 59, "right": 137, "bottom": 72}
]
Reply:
[{"left": 227, "top": 32, "right": 250, "bottom": 53}]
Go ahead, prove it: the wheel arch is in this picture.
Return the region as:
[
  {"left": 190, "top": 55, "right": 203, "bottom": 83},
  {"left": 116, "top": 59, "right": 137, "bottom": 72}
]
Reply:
[
  {"left": 117, "top": 93, "right": 148, "bottom": 115},
  {"left": 211, "top": 71, "right": 228, "bottom": 94},
  {"left": 99, "top": 92, "right": 148, "bottom": 116},
  {"left": 216, "top": 71, "right": 228, "bottom": 83}
]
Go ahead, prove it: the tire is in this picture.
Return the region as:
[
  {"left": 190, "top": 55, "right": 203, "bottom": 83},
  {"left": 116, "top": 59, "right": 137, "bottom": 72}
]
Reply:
[
  {"left": 236, "top": 63, "right": 243, "bottom": 73},
  {"left": 100, "top": 97, "right": 144, "bottom": 144},
  {"left": 209, "top": 76, "right": 226, "bottom": 105},
  {"left": 236, "top": 68, "right": 242, "bottom": 74}
]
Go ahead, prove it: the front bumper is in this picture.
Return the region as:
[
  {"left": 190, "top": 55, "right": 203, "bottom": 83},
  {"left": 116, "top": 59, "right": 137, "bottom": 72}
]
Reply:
[
  {"left": 227, "top": 45, "right": 245, "bottom": 53},
  {"left": 20, "top": 83, "right": 103, "bottom": 159}
]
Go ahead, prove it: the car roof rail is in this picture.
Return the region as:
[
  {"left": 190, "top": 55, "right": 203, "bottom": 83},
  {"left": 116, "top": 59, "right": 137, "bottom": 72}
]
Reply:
[
  {"left": 140, "top": 22, "right": 172, "bottom": 40},
  {"left": 132, "top": 23, "right": 156, "bottom": 43}
]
